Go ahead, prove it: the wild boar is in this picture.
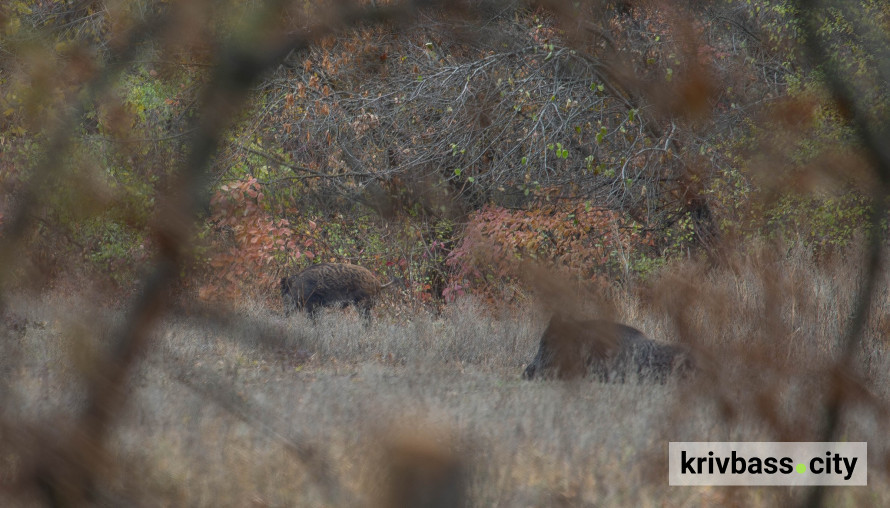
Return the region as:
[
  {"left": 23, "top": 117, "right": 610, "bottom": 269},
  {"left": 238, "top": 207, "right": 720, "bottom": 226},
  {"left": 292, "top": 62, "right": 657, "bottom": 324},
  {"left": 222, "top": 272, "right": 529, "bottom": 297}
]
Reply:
[
  {"left": 281, "top": 263, "right": 384, "bottom": 319},
  {"left": 523, "top": 314, "right": 693, "bottom": 382}
]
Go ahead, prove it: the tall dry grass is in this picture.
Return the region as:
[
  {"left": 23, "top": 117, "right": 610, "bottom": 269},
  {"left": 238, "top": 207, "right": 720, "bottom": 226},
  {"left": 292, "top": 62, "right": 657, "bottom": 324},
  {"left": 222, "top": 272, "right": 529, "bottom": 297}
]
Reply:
[{"left": 2, "top": 245, "right": 888, "bottom": 507}]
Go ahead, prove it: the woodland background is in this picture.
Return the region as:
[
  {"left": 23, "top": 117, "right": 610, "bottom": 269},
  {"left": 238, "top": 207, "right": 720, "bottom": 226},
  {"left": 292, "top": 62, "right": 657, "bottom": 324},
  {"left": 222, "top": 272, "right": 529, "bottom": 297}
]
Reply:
[{"left": 1, "top": 0, "right": 890, "bottom": 506}]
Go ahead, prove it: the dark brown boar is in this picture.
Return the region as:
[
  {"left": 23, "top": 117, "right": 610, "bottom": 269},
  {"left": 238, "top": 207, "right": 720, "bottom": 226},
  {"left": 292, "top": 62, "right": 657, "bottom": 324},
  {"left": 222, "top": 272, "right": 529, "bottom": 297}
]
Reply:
[
  {"left": 522, "top": 314, "right": 694, "bottom": 382},
  {"left": 280, "top": 263, "right": 383, "bottom": 319}
]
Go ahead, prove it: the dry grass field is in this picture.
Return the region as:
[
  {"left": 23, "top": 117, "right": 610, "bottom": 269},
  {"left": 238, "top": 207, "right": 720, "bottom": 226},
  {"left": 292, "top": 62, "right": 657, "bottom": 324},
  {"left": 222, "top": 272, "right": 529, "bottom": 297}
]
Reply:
[{"left": 3, "top": 250, "right": 889, "bottom": 507}]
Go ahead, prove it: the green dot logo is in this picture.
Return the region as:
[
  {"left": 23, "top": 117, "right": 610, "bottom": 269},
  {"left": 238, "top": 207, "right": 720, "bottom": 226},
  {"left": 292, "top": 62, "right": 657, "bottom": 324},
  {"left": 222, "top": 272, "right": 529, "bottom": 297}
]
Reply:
[{"left": 797, "top": 463, "right": 806, "bottom": 473}]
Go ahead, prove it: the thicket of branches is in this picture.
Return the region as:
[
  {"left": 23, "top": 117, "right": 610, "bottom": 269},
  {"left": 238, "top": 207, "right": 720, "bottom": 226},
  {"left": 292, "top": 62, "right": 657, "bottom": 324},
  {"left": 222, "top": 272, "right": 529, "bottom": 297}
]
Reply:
[{"left": 1, "top": 0, "right": 884, "bottom": 301}]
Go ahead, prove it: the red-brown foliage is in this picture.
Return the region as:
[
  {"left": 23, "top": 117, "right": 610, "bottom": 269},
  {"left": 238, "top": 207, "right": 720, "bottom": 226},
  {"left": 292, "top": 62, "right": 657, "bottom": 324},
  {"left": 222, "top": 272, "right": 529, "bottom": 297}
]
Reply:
[
  {"left": 446, "top": 200, "right": 653, "bottom": 302},
  {"left": 199, "top": 176, "right": 315, "bottom": 303}
]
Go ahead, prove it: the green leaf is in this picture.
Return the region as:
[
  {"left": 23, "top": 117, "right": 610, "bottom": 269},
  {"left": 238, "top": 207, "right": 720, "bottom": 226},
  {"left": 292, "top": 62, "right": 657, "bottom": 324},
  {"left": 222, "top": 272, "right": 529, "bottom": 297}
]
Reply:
[{"left": 596, "top": 126, "right": 607, "bottom": 143}]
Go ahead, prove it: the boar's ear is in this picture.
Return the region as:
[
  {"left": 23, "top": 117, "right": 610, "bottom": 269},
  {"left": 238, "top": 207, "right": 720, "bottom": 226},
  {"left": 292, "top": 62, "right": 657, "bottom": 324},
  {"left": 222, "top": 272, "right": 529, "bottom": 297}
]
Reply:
[{"left": 280, "top": 277, "right": 289, "bottom": 291}]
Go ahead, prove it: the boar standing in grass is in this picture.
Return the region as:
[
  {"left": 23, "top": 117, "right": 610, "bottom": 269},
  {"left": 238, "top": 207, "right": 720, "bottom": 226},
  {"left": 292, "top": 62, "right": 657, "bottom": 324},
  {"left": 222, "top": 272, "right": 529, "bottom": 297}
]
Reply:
[
  {"left": 281, "top": 263, "right": 385, "bottom": 319},
  {"left": 523, "top": 314, "right": 694, "bottom": 382}
]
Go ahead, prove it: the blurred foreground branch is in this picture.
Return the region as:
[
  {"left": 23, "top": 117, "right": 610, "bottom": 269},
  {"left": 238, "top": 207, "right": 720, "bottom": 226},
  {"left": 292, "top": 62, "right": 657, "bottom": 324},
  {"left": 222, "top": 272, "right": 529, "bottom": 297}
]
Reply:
[
  {"left": 794, "top": 0, "right": 890, "bottom": 506},
  {"left": 2, "top": 1, "right": 451, "bottom": 505}
]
